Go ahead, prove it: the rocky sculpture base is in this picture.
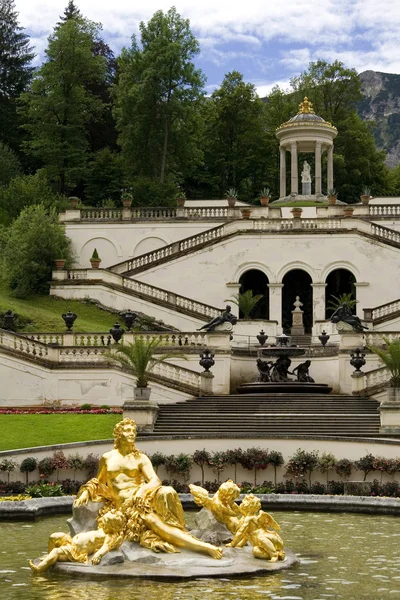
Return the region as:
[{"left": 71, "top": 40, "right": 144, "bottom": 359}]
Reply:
[
  {"left": 31, "top": 503, "right": 299, "bottom": 580},
  {"left": 52, "top": 545, "right": 299, "bottom": 579},
  {"left": 237, "top": 381, "right": 332, "bottom": 394}
]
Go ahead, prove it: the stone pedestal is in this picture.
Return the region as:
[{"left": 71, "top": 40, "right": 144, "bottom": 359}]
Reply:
[
  {"left": 301, "top": 182, "right": 311, "bottom": 195},
  {"left": 200, "top": 371, "right": 214, "bottom": 396},
  {"left": 351, "top": 371, "right": 366, "bottom": 395},
  {"left": 338, "top": 327, "right": 364, "bottom": 350},
  {"left": 122, "top": 400, "right": 159, "bottom": 432},
  {"left": 291, "top": 296, "right": 305, "bottom": 335},
  {"left": 378, "top": 388, "right": 400, "bottom": 433}
]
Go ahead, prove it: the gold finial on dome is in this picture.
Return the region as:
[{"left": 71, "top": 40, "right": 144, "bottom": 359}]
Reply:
[{"left": 298, "top": 97, "right": 315, "bottom": 114}]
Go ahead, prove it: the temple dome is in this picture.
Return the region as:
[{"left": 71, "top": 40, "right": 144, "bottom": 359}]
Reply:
[{"left": 276, "top": 97, "right": 337, "bottom": 133}]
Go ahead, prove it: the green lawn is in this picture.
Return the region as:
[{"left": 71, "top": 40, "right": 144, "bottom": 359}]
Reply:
[
  {"left": 0, "top": 283, "right": 124, "bottom": 332},
  {"left": 0, "top": 414, "right": 121, "bottom": 451}
]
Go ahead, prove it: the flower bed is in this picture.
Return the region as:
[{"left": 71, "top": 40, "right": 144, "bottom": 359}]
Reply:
[{"left": 0, "top": 407, "right": 122, "bottom": 415}]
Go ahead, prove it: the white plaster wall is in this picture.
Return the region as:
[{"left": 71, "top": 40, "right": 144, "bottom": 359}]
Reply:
[
  {"left": 0, "top": 353, "right": 193, "bottom": 406},
  {"left": 2, "top": 437, "right": 399, "bottom": 486},
  {"left": 134, "top": 231, "right": 400, "bottom": 314},
  {"left": 65, "top": 222, "right": 222, "bottom": 269}
]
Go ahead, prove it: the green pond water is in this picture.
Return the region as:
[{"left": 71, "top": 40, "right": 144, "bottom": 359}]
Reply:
[{"left": 0, "top": 511, "right": 399, "bottom": 600}]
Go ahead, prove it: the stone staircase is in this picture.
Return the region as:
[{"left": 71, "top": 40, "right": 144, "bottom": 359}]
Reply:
[{"left": 152, "top": 394, "right": 382, "bottom": 437}]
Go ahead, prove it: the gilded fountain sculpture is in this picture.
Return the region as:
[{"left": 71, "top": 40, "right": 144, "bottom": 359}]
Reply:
[{"left": 29, "top": 418, "right": 296, "bottom": 578}]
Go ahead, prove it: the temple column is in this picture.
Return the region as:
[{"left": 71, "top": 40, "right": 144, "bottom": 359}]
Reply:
[
  {"left": 315, "top": 141, "right": 322, "bottom": 194},
  {"left": 268, "top": 283, "right": 284, "bottom": 335},
  {"left": 327, "top": 144, "right": 334, "bottom": 191},
  {"left": 280, "top": 146, "right": 286, "bottom": 198},
  {"left": 290, "top": 142, "right": 298, "bottom": 195}
]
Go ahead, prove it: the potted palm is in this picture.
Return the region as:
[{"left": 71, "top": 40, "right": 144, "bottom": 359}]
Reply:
[
  {"left": 68, "top": 196, "right": 80, "bottom": 209},
  {"left": 259, "top": 187, "right": 271, "bottom": 206},
  {"left": 369, "top": 337, "right": 400, "bottom": 402},
  {"left": 240, "top": 206, "right": 252, "bottom": 219},
  {"left": 104, "top": 337, "right": 185, "bottom": 400},
  {"left": 176, "top": 189, "right": 186, "bottom": 207},
  {"left": 225, "top": 187, "right": 238, "bottom": 208},
  {"left": 360, "top": 186, "right": 371, "bottom": 205},
  {"left": 90, "top": 248, "right": 101, "bottom": 269},
  {"left": 327, "top": 188, "right": 337, "bottom": 205},
  {"left": 225, "top": 289, "right": 263, "bottom": 319}
]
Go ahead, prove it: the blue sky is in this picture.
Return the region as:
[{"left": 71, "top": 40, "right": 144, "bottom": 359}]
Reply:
[{"left": 16, "top": 0, "right": 400, "bottom": 96}]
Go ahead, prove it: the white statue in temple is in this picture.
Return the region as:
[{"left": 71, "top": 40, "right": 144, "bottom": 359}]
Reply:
[{"left": 301, "top": 161, "right": 311, "bottom": 183}]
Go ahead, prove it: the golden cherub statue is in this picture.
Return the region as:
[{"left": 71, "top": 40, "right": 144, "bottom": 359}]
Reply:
[
  {"left": 190, "top": 481, "right": 285, "bottom": 562},
  {"left": 29, "top": 509, "right": 125, "bottom": 573}
]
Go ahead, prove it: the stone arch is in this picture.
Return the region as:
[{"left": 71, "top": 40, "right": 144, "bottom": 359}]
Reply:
[
  {"left": 233, "top": 262, "right": 274, "bottom": 284},
  {"left": 80, "top": 237, "right": 121, "bottom": 268},
  {"left": 238, "top": 269, "right": 270, "bottom": 319},
  {"left": 321, "top": 261, "right": 360, "bottom": 283},
  {"left": 277, "top": 261, "right": 317, "bottom": 284},
  {"left": 324, "top": 267, "right": 357, "bottom": 319},
  {"left": 133, "top": 236, "right": 168, "bottom": 258},
  {"left": 282, "top": 268, "right": 313, "bottom": 333}
]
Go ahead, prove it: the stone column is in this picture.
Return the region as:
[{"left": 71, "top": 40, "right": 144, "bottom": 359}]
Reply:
[
  {"left": 315, "top": 141, "right": 322, "bottom": 195},
  {"left": 327, "top": 144, "right": 334, "bottom": 191},
  {"left": 353, "top": 282, "right": 369, "bottom": 320},
  {"left": 267, "top": 283, "right": 284, "bottom": 335},
  {"left": 280, "top": 146, "right": 286, "bottom": 198},
  {"left": 225, "top": 282, "right": 241, "bottom": 318},
  {"left": 290, "top": 142, "right": 298, "bottom": 195},
  {"left": 311, "top": 283, "right": 327, "bottom": 324}
]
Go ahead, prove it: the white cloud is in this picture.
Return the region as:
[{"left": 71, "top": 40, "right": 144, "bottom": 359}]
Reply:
[{"left": 15, "top": 0, "right": 400, "bottom": 77}]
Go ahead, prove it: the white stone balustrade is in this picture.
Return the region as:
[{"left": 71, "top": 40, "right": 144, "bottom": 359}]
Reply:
[
  {"left": 369, "top": 205, "right": 400, "bottom": 218},
  {"left": 364, "top": 332, "right": 400, "bottom": 346},
  {"left": 365, "top": 366, "right": 390, "bottom": 390},
  {"left": 364, "top": 300, "right": 400, "bottom": 322}
]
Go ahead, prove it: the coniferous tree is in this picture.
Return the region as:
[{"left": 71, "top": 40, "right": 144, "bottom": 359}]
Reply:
[
  {"left": 20, "top": 18, "right": 107, "bottom": 194},
  {"left": 57, "top": 0, "right": 82, "bottom": 25},
  {"left": 0, "top": 0, "right": 34, "bottom": 150}
]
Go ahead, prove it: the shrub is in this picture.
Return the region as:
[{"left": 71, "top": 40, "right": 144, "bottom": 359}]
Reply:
[
  {"left": 150, "top": 452, "right": 166, "bottom": 474},
  {"left": 382, "top": 480, "right": 400, "bottom": 497},
  {"left": 0, "top": 459, "right": 18, "bottom": 483},
  {"left": 51, "top": 451, "right": 69, "bottom": 481},
  {"left": 20, "top": 457, "right": 38, "bottom": 485},
  {"left": 318, "top": 452, "right": 337, "bottom": 486},
  {"left": 59, "top": 478, "right": 83, "bottom": 494},
  {"left": 83, "top": 454, "right": 99, "bottom": 479},
  {"left": 224, "top": 448, "right": 244, "bottom": 483},
  {"left": 335, "top": 459, "right": 353, "bottom": 480},
  {"left": 3, "top": 204, "right": 72, "bottom": 297},
  {"left": 100, "top": 405, "right": 110, "bottom": 410},
  {"left": 355, "top": 453, "right": 376, "bottom": 481},
  {"left": 165, "top": 453, "right": 192, "bottom": 482},
  {"left": 310, "top": 481, "right": 326, "bottom": 495},
  {"left": 80, "top": 403, "right": 92, "bottom": 411},
  {"left": 26, "top": 481, "right": 63, "bottom": 497},
  {"left": 268, "top": 450, "right": 284, "bottom": 488},
  {"left": 38, "top": 457, "right": 55, "bottom": 478},
  {"left": 327, "top": 480, "right": 344, "bottom": 495},
  {"left": 193, "top": 449, "right": 211, "bottom": 486},
  {"left": 240, "top": 447, "right": 270, "bottom": 487},
  {"left": 208, "top": 451, "right": 227, "bottom": 483},
  {"left": 285, "top": 449, "right": 319, "bottom": 487},
  {"left": 68, "top": 454, "right": 84, "bottom": 481}
]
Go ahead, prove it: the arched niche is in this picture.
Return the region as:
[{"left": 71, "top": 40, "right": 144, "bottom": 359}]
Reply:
[
  {"left": 282, "top": 269, "right": 313, "bottom": 333},
  {"left": 238, "top": 269, "right": 269, "bottom": 319},
  {"left": 80, "top": 238, "right": 120, "bottom": 268},
  {"left": 325, "top": 268, "right": 357, "bottom": 319},
  {"left": 133, "top": 237, "right": 168, "bottom": 258}
]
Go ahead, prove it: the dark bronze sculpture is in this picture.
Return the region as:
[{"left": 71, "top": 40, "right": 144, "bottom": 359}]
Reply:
[
  {"left": 256, "top": 359, "right": 273, "bottom": 382},
  {"left": 198, "top": 305, "right": 238, "bottom": 332},
  {"left": 330, "top": 303, "right": 368, "bottom": 333},
  {"left": 270, "top": 356, "right": 294, "bottom": 382},
  {"left": 292, "top": 360, "right": 314, "bottom": 382}
]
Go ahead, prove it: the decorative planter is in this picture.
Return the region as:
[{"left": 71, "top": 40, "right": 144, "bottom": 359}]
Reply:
[
  {"left": 360, "top": 195, "right": 370, "bottom": 205},
  {"left": 133, "top": 387, "right": 152, "bottom": 401},
  {"left": 327, "top": 195, "right": 337, "bottom": 205},
  {"left": 260, "top": 196, "right": 270, "bottom": 206},
  {"left": 291, "top": 208, "right": 303, "bottom": 219},
  {"left": 176, "top": 197, "right": 186, "bottom": 207},
  {"left": 227, "top": 197, "right": 237, "bottom": 208},
  {"left": 241, "top": 208, "right": 252, "bottom": 219},
  {"left": 54, "top": 259, "right": 66, "bottom": 270},
  {"left": 90, "top": 259, "right": 101, "bottom": 269},
  {"left": 343, "top": 206, "right": 354, "bottom": 217},
  {"left": 122, "top": 197, "right": 132, "bottom": 208},
  {"left": 68, "top": 196, "right": 79, "bottom": 209}
]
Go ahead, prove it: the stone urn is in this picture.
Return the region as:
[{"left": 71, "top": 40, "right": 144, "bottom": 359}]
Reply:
[
  {"left": 343, "top": 206, "right": 354, "bottom": 217},
  {"left": 328, "top": 194, "right": 337, "bottom": 205},
  {"left": 176, "top": 196, "right": 186, "bottom": 207},
  {"left": 90, "top": 257, "right": 101, "bottom": 268},
  {"left": 54, "top": 259, "right": 66, "bottom": 270},
  {"left": 360, "top": 195, "right": 370, "bottom": 205},
  {"left": 260, "top": 196, "right": 270, "bottom": 206},
  {"left": 227, "top": 197, "right": 236, "bottom": 208},
  {"left": 68, "top": 196, "right": 79, "bottom": 209},
  {"left": 122, "top": 197, "right": 132, "bottom": 208},
  {"left": 291, "top": 207, "right": 303, "bottom": 219},
  {"left": 240, "top": 207, "right": 252, "bottom": 219}
]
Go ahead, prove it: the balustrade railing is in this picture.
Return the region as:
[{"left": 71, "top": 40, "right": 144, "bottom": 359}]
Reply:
[
  {"left": 67, "top": 270, "right": 88, "bottom": 280},
  {"left": 152, "top": 361, "right": 201, "bottom": 390},
  {"left": 369, "top": 205, "right": 400, "bottom": 218},
  {"left": 130, "top": 207, "right": 177, "bottom": 219},
  {"left": 364, "top": 332, "right": 400, "bottom": 346},
  {"left": 183, "top": 207, "right": 228, "bottom": 218},
  {"left": 365, "top": 366, "right": 390, "bottom": 390},
  {"left": 371, "top": 223, "right": 400, "bottom": 245},
  {"left": 81, "top": 208, "right": 123, "bottom": 220},
  {"left": 364, "top": 300, "right": 400, "bottom": 322},
  {"left": 0, "top": 329, "right": 50, "bottom": 359}
]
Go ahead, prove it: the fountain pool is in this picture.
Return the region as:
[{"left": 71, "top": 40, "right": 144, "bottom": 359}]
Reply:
[{"left": 1, "top": 510, "right": 399, "bottom": 599}]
